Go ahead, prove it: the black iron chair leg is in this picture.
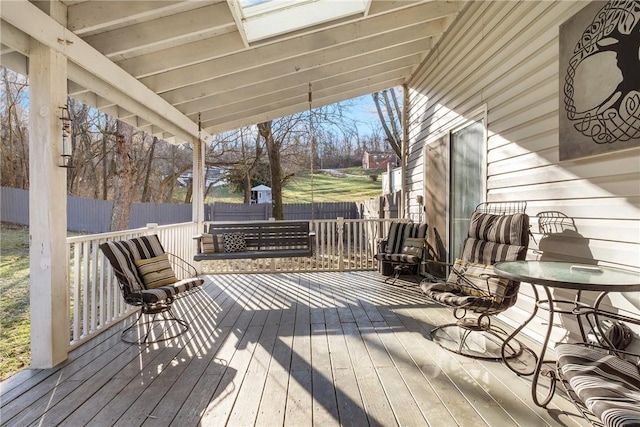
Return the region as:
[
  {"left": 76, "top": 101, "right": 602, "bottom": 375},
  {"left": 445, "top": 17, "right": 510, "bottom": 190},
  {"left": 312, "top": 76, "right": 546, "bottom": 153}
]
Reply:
[{"left": 121, "top": 306, "right": 189, "bottom": 345}]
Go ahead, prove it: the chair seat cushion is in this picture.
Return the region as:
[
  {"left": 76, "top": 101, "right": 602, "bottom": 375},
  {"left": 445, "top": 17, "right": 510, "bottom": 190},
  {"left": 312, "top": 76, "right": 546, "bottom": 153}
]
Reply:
[
  {"left": 421, "top": 281, "right": 482, "bottom": 307},
  {"left": 556, "top": 344, "right": 640, "bottom": 427},
  {"left": 447, "top": 258, "right": 511, "bottom": 302},
  {"left": 135, "top": 277, "right": 204, "bottom": 304},
  {"left": 375, "top": 253, "right": 421, "bottom": 264}
]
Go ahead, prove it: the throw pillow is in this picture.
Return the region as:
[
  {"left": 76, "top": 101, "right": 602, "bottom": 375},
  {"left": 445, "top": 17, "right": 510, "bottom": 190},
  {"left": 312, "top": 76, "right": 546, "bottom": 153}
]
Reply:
[
  {"left": 401, "top": 237, "right": 425, "bottom": 257},
  {"left": 202, "top": 233, "right": 224, "bottom": 253},
  {"left": 446, "top": 258, "right": 511, "bottom": 302},
  {"left": 223, "top": 232, "right": 246, "bottom": 253},
  {"left": 134, "top": 253, "right": 178, "bottom": 289}
]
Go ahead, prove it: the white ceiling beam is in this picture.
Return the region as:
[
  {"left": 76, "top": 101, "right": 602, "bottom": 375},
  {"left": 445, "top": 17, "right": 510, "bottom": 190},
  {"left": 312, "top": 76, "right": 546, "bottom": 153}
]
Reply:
[
  {"left": 181, "top": 51, "right": 424, "bottom": 118},
  {"left": 115, "top": 31, "right": 245, "bottom": 78},
  {"left": 225, "top": 0, "right": 249, "bottom": 48},
  {"left": 368, "top": 0, "right": 424, "bottom": 16},
  {"left": 204, "top": 77, "right": 404, "bottom": 134},
  {"left": 141, "top": 1, "right": 460, "bottom": 92},
  {"left": 1, "top": 20, "right": 30, "bottom": 55},
  {"left": 67, "top": 1, "right": 215, "bottom": 36},
  {"left": 0, "top": 51, "right": 28, "bottom": 75},
  {"left": 0, "top": 0, "right": 208, "bottom": 142},
  {"left": 82, "top": 3, "right": 235, "bottom": 59},
  {"left": 163, "top": 31, "right": 433, "bottom": 105},
  {"left": 66, "top": 61, "right": 194, "bottom": 142},
  {"left": 199, "top": 66, "right": 411, "bottom": 125}
]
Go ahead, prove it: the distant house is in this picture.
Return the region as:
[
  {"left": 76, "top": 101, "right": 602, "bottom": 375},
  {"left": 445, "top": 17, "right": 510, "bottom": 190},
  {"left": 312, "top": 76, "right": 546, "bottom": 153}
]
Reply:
[{"left": 362, "top": 150, "right": 399, "bottom": 169}]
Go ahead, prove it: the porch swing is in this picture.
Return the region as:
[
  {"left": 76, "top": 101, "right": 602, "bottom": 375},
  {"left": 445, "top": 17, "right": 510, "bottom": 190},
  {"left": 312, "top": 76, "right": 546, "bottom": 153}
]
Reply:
[{"left": 192, "top": 91, "right": 317, "bottom": 262}]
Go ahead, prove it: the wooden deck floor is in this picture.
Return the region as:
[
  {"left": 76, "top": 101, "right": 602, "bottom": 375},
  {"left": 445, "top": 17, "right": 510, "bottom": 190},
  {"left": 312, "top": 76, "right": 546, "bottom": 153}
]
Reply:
[{"left": 1, "top": 271, "right": 588, "bottom": 427}]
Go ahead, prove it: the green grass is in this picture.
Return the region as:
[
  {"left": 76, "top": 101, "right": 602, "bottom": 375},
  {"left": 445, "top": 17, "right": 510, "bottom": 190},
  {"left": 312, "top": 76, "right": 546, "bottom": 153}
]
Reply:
[
  {"left": 282, "top": 173, "right": 382, "bottom": 202},
  {"left": 207, "top": 169, "right": 383, "bottom": 203},
  {"left": 0, "top": 222, "right": 31, "bottom": 381}
]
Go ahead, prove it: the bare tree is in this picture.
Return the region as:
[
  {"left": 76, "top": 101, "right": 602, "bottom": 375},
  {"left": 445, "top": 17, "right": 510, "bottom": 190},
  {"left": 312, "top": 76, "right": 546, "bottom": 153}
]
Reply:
[
  {"left": 109, "top": 121, "right": 136, "bottom": 231},
  {"left": 372, "top": 89, "right": 402, "bottom": 157},
  {"left": 1, "top": 67, "right": 29, "bottom": 188},
  {"left": 258, "top": 121, "right": 284, "bottom": 219}
]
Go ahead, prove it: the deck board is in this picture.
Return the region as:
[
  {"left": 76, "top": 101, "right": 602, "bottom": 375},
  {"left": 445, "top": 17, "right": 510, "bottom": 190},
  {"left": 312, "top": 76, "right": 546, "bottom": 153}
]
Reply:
[{"left": 1, "top": 272, "right": 590, "bottom": 427}]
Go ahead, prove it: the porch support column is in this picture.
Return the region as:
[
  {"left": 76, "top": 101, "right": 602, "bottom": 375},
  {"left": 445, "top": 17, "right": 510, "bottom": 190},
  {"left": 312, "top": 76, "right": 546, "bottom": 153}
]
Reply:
[
  {"left": 192, "top": 136, "right": 205, "bottom": 229},
  {"left": 400, "top": 84, "right": 409, "bottom": 219},
  {"left": 29, "top": 41, "right": 69, "bottom": 368}
]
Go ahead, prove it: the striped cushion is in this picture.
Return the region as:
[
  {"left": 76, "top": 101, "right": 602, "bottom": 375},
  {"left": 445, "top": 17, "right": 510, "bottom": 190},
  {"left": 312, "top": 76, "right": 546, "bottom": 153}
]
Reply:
[
  {"left": 202, "top": 233, "right": 224, "bottom": 254},
  {"left": 556, "top": 344, "right": 640, "bottom": 427},
  {"left": 137, "top": 278, "right": 203, "bottom": 304},
  {"left": 446, "top": 258, "right": 512, "bottom": 302},
  {"left": 384, "top": 222, "right": 427, "bottom": 254},
  {"left": 402, "top": 237, "right": 425, "bottom": 257},
  {"left": 134, "top": 253, "right": 178, "bottom": 289},
  {"left": 375, "top": 253, "right": 421, "bottom": 264},
  {"left": 100, "top": 235, "right": 166, "bottom": 294},
  {"left": 100, "top": 235, "right": 203, "bottom": 304},
  {"left": 462, "top": 212, "right": 529, "bottom": 264},
  {"left": 468, "top": 212, "right": 528, "bottom": 245}
]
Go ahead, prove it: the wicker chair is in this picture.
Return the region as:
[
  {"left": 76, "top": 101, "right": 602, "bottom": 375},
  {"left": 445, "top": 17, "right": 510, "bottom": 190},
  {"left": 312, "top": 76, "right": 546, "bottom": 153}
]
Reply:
[
  {"left": 421, "top": 202, "right": 530, "bottom": 359},
  {"left": 100, "top": 234, "right": 203, "bottom": 344}
]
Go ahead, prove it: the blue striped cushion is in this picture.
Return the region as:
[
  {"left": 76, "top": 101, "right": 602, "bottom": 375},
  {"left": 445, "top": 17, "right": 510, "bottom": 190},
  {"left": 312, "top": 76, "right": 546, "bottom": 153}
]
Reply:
[{"left": 556, "top": 344, "right": 640, "bottom": 427}]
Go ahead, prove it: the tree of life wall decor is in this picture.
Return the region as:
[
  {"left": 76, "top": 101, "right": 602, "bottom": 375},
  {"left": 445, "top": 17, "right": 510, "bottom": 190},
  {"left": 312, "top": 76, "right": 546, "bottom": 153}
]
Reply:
[{"left": 559, "top": 0, "right": 640, "bottom": 161}]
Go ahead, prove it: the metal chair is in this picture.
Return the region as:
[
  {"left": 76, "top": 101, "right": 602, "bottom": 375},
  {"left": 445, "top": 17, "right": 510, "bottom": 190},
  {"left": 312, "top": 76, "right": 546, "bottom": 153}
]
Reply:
[
  {"left": 556, "top": 309, "right": 639, "bottom": 427},
  {"left": 421, "top": 202, "right": 530, "bottom": 358},
  {"left": 100, "top": 234, "right": 203, "bottom": 344},
  {"left": 375, "top": 221, "right": 427, "bottom": 284}
]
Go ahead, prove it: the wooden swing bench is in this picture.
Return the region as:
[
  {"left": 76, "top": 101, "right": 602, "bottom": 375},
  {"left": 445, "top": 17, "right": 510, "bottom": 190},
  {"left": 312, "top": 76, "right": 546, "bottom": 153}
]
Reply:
[{"left": 193, "top": 220, "right": 315, "bottom": 261}]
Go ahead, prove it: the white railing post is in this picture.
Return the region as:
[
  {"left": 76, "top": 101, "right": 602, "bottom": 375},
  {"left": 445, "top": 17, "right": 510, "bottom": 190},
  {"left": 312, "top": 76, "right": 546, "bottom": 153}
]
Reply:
[{"left": 337, "top": 217, "right": 344, "bottom": 271}]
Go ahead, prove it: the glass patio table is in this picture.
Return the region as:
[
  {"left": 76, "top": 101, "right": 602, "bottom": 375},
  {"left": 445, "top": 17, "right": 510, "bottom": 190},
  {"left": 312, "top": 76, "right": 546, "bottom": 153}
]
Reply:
[{"left": 493, "top": 260, "right": 640, "bottom": 407}]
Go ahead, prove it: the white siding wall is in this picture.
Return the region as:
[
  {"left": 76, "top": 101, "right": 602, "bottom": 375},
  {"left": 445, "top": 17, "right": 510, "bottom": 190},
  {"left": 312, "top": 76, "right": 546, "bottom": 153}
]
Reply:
[{"left": 406, "top": 1, "right": 640, "bottom": 345}]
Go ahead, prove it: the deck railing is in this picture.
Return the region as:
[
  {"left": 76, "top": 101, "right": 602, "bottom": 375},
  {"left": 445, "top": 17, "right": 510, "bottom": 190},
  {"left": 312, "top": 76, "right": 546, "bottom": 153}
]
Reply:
[{"left": 65, "top": 218, "right": 403, "bottom": 348}]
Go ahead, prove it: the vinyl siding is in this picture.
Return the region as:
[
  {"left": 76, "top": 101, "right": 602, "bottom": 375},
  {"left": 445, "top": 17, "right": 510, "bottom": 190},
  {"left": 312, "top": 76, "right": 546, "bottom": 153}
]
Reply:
[{"left": 406, "top": 1, "right": 640, "bottom": 344}]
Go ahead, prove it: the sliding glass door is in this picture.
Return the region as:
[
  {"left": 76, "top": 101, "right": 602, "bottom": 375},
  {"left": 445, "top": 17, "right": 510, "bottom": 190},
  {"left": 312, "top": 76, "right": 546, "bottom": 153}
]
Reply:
[{"left": 449, "top": 119, "right": 486, "bottom": 260}]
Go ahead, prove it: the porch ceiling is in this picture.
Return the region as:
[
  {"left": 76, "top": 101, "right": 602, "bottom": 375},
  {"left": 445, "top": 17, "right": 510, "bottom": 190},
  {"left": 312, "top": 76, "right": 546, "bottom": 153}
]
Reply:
[{"left": 0, "top": 0, "right": 465, "bottom": 143}]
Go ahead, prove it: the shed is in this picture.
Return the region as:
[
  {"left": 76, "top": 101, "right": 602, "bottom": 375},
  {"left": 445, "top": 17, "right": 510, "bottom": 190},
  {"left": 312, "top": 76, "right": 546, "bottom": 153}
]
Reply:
[{"left": 251, "top": 185, "right": 272, "bottom": 204}]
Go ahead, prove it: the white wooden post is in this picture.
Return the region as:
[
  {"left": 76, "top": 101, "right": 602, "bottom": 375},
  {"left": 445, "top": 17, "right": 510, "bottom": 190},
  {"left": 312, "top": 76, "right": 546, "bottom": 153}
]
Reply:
[
  {"left": 337, "top": 217, "right": 345, "bottom": 271},
  {"left": 192, "top": 136, "right": 205, "bottom": 229},
  {"left": 192, "top": 137, "right": 205, "bottom": 273},
  {"left": 29, "top": 41, "right": 69, "bottom": 368},
  {"left": 400, "top": 84, "right": 409, "bottom": 219}
]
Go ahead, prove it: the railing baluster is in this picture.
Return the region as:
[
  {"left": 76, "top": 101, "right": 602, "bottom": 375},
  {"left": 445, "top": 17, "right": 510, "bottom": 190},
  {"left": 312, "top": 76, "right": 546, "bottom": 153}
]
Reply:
[{"left": 66, "top": 220, "right": 407, "bottom": 347}]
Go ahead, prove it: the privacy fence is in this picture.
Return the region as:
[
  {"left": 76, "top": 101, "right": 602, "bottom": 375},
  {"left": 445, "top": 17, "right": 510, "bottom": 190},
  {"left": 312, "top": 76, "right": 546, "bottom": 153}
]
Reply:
[{"left": 1, "top": 187, "right": 398, "bottom": 233}]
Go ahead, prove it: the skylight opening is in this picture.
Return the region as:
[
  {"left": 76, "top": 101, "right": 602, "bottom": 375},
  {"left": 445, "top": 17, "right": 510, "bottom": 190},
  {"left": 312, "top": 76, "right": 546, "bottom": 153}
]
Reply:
[{"left": 237, "top": 0, "right": 369, "bottom": 43}]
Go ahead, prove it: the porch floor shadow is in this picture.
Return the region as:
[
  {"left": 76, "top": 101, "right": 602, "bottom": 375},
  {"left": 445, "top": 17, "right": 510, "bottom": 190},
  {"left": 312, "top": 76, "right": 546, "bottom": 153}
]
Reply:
[{"left": 1, "top": 271, "right": 588, "bottom": 427}]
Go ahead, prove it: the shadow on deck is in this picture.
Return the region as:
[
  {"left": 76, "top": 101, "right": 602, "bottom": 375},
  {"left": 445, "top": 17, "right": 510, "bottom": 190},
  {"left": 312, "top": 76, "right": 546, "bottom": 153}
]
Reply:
[{"left": 1, "top": 271, "right": 586, "bottom": 426}]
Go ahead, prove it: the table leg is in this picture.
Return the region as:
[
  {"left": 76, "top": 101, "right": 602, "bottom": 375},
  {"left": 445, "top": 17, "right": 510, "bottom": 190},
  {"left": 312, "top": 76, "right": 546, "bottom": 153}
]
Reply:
[
  {"left": 531, "top": 285, "right": 556, "bottom": 407},
  {"left": 502, "top": 282, "right": 539, "bottom": 375}
]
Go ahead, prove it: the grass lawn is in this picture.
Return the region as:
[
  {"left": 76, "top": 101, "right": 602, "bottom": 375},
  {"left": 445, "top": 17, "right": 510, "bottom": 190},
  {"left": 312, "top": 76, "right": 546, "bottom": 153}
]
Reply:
[
  {"left": 207, "top": 170, "right": 383, "bottom": 203},
  {"left": 0, "top": 222, "right": 30, "bottom": 381}
]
